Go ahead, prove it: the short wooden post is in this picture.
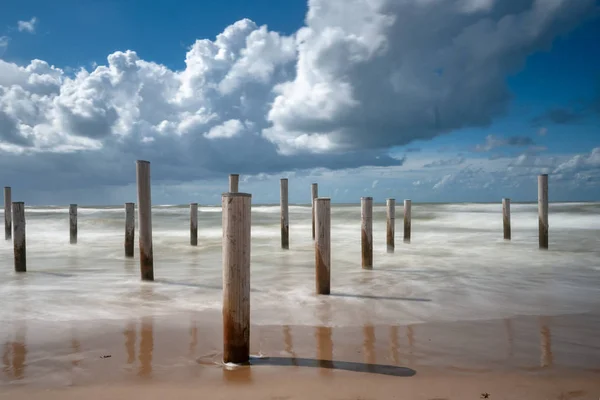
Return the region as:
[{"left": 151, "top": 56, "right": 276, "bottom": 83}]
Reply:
[
  {"left": 190, "top": 203, "right": 198, "bottom": 246},
  {"left": 502, "top": 198, "right": 511, "bottom": 240},
  {"left": 229, "top": 174, "right": 239, "bottom": 193},
  {"left": 361, "top": 197, "right": 373, "bottom": 269},
  {"left": 315, "top": 198, "right": 331, "bottom": 294},
  {"left": 4, "top": 187, "right": 11, "bottom": 240},
  {"left": 12, "top": 202, "right": 25, "bottom": 272},
  {"left": 69, "top": 204, "right": 77, "bottom": 244},
  {"left": 404, "top": 200, "right": 412, "bottom": 243},
  {"left": 538, "top": 174, "right": 548, "bottom": 249},
  {"left": 136, "top": 160, "right": 154, "bottom": 281},
  {"left": 386, "top": 198, "right": 395, "bottom": 253},
  {"left": 222, "top": 192, "right": 251, "bottom": 364},
  {"left": 311, "top": 183, "right": 318, "bottom": 239},
  {"left": 280, "top": 179, "right": 289, "bottom": 249},
  {"left": 125, "top": 203, "right": 135, "bottom": 257}
]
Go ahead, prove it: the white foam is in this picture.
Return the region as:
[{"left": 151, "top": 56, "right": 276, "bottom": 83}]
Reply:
[{"left": 0, "top": 203, "right": 599, "bottom": 329}]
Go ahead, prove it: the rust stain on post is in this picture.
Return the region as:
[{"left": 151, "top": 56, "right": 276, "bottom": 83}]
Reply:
[
  {"left": 12, "top": 202, "right": 26, "bottom": 272},
  {"left": 281, "top": 179, "right": 289, "bottom": 249},
  {"left": 222, "top": 192, "right": 251, "bottom": 364},
  {"left": 538, "top": 174, "right": 548, "bottom": 249},
  {"left": 190, "top": 203, "right": 198, "bottom": 246},
  {"left": 4, "top": 187, "right": 11, "bottom": 240},
  {"left": 386, "top": 199, "right": 395, "bottom": 253},
  {"left": 69, "top": 204, "right": 77, "bottom": 244},
  {"left": 136, "top": 160, "right": 154, "bottom": 281},
  {"left": 502, "top": 198, "right": 511, "bottom": 240},
  {"left": 125, "top": 203, "right": 135, "bottom": 257},
  {"left": 404, "top": 200, "right": 412, "bottom": 243},
  {"left": 315, "top": 198, "right": 330, "bottom": 295},
  {"left": 361, "top": 197, "right": 373, "bottom": 269}
]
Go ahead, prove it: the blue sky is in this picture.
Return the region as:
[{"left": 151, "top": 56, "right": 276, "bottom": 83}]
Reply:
[{"left": 0, "top": 0, "right": 599, "bottom": 205}]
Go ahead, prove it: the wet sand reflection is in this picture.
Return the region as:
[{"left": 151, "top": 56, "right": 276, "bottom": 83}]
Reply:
[
  {"left": 283, "top": 325, "right": 297, "bottom": 363},
  {"left": 316, "top": 326, "right": 333, "bottom": 374},
  {"left": 363, "top": 325, "right": 376, "bottom": 372},
  {"left": 138, "top": 317, "right": 154, "bottom": 378},
  {"left": 504, "top": 318, "right": 514, "bottom": 359},
  {"left": 2, "top": 325, "right": 27, "bottom": 380},
  {"left": 390, "top": 326, "right": 399, "bottom": 365},
  {"left": 124, "top": 321, "right": 136, "bottom": 365},
  {"left": 540, "top": 317, "right": 553, "bottom": 368},
  {"left": 407, "top": 325, "right": 416, "bottom": 367}
]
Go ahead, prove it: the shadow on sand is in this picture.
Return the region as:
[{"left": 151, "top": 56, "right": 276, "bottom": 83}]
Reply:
[
  {"left": 249, "top": 356, "right": 416, "bottom": 377},
  {"left": 329, "top": 293, "right": 431, "bottom": 302}
]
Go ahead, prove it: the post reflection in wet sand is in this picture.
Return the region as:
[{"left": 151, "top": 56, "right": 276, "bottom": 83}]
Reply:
[
  {"left": 316, "top": 326, "right": 333, "bottom": 374},
  {"left": 504, "top": 318, "right": 514, "bottom": 359},
  {"left": 2, "top": 325, "right": 28, "bottom": 380},
  {"left": 2, "top": 342, "right": 10, "bottom": 377},
  {"left": 540, "top": 317, "right": 553, "bottom": 368},
  {"left": 189, "top": 319, "right": 198, "bottom": 357},
  {"left": 71, "top": 335, "right": 81, "bottom": 367},
  {"left": 390, "top": 326, "right": 399, "bottom": 365},
  {"left": 124, "top": 322, "right": 136, "bottom": 365},
  {"left": 363, "top": 325, "right": 376, "bottom": 372},
  {"left": 282, "top": 325, "right": 298, "bottom": 365},
  {"left": 407, "top": 325, "right": 416, "bottom": 367},
  {"left": 138, "top": 317, "right": 153, "bottom": 378}
]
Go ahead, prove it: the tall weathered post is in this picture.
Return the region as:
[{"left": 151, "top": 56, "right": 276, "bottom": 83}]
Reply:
[
  {"left": 69, "top": 204, "right": 77, "bottom": 244},
  {"left": 136, "top": 160, "right": 154, "bottom": 281},
  {"left": 502, "top": 198, "right": 511, "bottom": 240},
  {"left": 125, "top": 202, "right": 135, "bottom": 257},
  {"left": 190, "top": 203, "right": 198, "bottom": 246},
  {"left": 404, "top": 200, "right": 412, "bottom": 243},
  {"left": 386, "top": 198, "right": 395, "bottom": 253},
  {"left": 280, "top": 179, "right": 289, "bottom": 249},
  {"left": 222, "top": 192, "right": 251, "bottom": 364},
  {"left": 13, "top": 202, "right": 25, "bottom": 272},
  {"left": 311, "top": 183, "right": 318, "bottom": 239},
  {"left": 4, "top": 187, "right": 11, "bottom": 240},
  {"left": 361, "top": 197, "right": 373, "bottom": 269},
  {"left": 315, "top": 198, "right": 331, "bottom": 294},
  {"left": 538, "top": 174, "right": 548, "bottom": 249},
  {"left": 229, "top": 174, "right": 239, "bottom": 193}
]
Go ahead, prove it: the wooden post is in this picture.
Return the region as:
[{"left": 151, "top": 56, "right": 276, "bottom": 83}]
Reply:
[
  {"left": 311, "top": 183, "right": 318, "bottom": 240},
  {"left": 69, "top": 204, "right": 77, "bottom": 244},
  {"left": 386, "top": 198, "right": 395, "bottom": 253},
  {"left": 136, "top": 160, "right": 154, "bottom": 281},
  {"left": 12, "top": 202, "right": 25, "bottom": 272},
  {"left": 125, "top": 203, "right": 135, "bottom": 257},
  {"left": 229, "top": 174, "right": 239, "bottom": 193},
  {"left": 502, "top": 198, "right": 511, "bottom": 240},
  {"left": 4, "top": 187, "right": 11, "bottom": 240},
  {"left": 315, "top": 198, "right": 331, "bottom": 294},
  {"left": 538, "top": 174, "right": 548, "bottom": 249},
  {"left": 404, "top": 200, "right": 412, "bottom": 243},
  {"left": 190, "top": 203, "right": 198, "bottom": 246},
  {"left": 361, "top": 197, "right": 373, "bottom": 269},
  {"left": 281, "top": 179, "right": 289, "bottom": 249},
  {"left": 222, "top": 192, "right": 251, "bottom": 364}
]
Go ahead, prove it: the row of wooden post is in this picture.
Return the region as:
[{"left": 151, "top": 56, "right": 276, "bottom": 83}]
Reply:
[
  {"left": 3, "top": 168, "right": 551, "bottom": 366},
  {"left": 3, "top": 173, "right": 551, "bottom": 272}
]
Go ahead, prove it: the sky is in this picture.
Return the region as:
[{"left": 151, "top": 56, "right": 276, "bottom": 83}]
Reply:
[{"left": 0, "top": 0, "right": 599, "bottom": 205}]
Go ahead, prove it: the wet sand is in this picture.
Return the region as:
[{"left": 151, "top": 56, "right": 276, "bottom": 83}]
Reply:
[{"left": 1, "top": 311, "right": 599, "bottom": 399}]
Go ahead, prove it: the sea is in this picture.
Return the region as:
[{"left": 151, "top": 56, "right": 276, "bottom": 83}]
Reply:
[{"left": 1, "top": 202, "right": 599, "bottom": 329}]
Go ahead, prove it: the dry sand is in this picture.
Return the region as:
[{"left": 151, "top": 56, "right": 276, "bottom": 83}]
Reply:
[{"left": 1, "top": 311, "right": 599, "bottom": 399}]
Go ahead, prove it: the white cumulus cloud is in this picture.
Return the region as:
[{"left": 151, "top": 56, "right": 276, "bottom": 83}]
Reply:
[
  {"left": 18, "top": 17, "right": 38, "bottom": 33},
  {"left": 0, "top": 0, "right": 597, "bottom": 202}
]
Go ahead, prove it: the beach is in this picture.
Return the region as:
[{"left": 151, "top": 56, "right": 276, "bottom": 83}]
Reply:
[{"left": 1, "top": 202, "right": 599, "bottom": 398}]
